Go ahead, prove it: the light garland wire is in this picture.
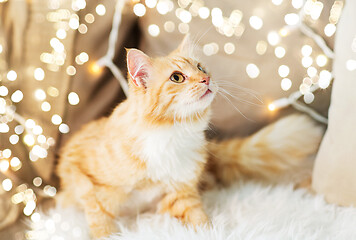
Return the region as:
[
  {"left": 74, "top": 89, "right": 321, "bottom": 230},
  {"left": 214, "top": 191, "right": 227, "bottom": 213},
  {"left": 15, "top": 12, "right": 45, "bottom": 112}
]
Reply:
[{"left": 97, "top": 0, "right": 129, "bottom": 96}]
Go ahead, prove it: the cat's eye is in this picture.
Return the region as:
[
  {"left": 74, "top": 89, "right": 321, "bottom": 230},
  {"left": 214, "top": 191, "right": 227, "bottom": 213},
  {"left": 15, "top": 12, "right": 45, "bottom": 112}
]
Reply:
[
  {"left": 170, "top": 72, "right": 185, "bottom": 83},
  {"left": 197, "top": 64, "right": 207, "bottom": 74}
]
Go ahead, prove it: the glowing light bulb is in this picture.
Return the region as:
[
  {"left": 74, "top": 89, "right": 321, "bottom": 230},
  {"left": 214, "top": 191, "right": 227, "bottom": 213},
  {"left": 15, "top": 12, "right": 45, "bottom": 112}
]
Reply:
[
  {"left": 85, "top": 13, "right": 95, "bottom": 23},
  {"left": 10, "top": 157, "right": 21, "bottom": 171},
  {"left": 148, "top": 24, "right": 160, "bottom": 37},
  {"left": 301, "top": 45, "right": 312, "bottom": 56},
  {"left": 7, "top": 70, "right": 17, "bottom": 81},
  {"left": 69, "top": 18, "right": 79, "bottom": 30},
  {"left": 157, "top": 1, "right": 169, "bottom": 15},
  {"left": 319, "top": 70, "right": 332, "bottom": 88},
  {"left": 324, "top": 24, "right": 336, "bottom": 37},
  {"left": 284, "top": 13, "right": 299, "bottom": 25},
  {"left": 34, "top": 89, "right": 46, "bottom": 101},
  {"left": 249, "top": 16, "right": 263, "bottom": 30},
  {"left": 278, "top": 65, "right": 290, "bottom": 77},
  {"left": 56, "top": 29, "right": 67, "bottom": 39},
  {"left": 0, "top": 160, "right": 9, "bottom": 172},
  {"left": 145, "top": 0, "right": 157, "bottom": 8},
  {"left": 307, "top": 67, "right": 317, "bottom": 78},
  {"left": 292, "top": 0, "right": 304, "bottom": 9},
  {"left": 164, "top": 21, "right": 175, "bottom": 32},
  {"left": 133, "top": 3, "right": 146, "bottom": 17},
  {"left": 59, "top": 123, "right": 70, "bottom": 134},
  {"left": 0, "top": 123, "right": 9, "bottom": 133},
  {"left": 0, "top": 86, "right": 8, "bottom": 96},
  {"left": 256, "top": 41, "right": 267, "bottom": 55},
  {"left": 246, "top": 64, "right": 260, "bottom": 79},
  {"left": 275, "top": 46, "right": 286, "bottom": 58},
  {"left": 2, "top": 179, "right": 12, "bottom": 191},
  {"left": 316, "top": 55, "right": 328, "bottom": 67},
  {"left": 279, "top": 27, "right": 290, "bottom": 37},
  {"left": 34, "top": 68, "right": 45, "bottom": 81},
  {"left": 78, "top": 24, "right": 88, "bottom": 34},
  {"left": 9, "top": 135, "right": 19, "bottom": 144},
  {"left": 268, "top": 103, "right": 276, "bottom": 111},
  {"left": 96, "top": 4, "right": 106, "bottom": 16},
  {"left": 281, "top": 78, "right": 292, "bottom": 91},
  {"left": 302, "top": 56, "right": 313, "bottom": 68},
  {"left": 41, "top": 102, "right": 51, "bottom": 112},
  {"left": 51, "top": 114, "right": 62, "bottom": 125},
  {"left": 2, "top": 149, "right": 11, "bottom": 158},
  {"left": 68, "top": 92, "right": 80, "bottom": 105},
  {"left": 89, "top": 62, "right": 103, "bottom": 75},
  {"left": 23, "top": 135, "right": 35, "bottom": 146},
  {"left": 198, "top": 7, "right": 210, "bottom": 19},
  {"left": 178, "top": 23, "right": 189, "bottom": 34},
  {"left": 267, "top": 31, "right": 280, "bottom": 46},
  {"left": 11, "top": 90, "right": 23, "bottom": 103},
  {"left": 224, "top": 43, "right": 235, "bottom": 55},
  {"left": 272, "top": 0, "right": 283, "bottom": 6},
  {"left": 67, "top": 65, "right": 77, "bottom": 76},
  {"left": 33, "top": 177, "right": 42, "bottom": 187}
]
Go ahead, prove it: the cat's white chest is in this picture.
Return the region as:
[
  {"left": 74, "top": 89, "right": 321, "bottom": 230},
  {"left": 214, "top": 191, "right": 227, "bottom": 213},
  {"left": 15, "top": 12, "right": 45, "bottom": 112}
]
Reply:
[{"left": 139, "top": 123, "right": 206, "bottom": 184}]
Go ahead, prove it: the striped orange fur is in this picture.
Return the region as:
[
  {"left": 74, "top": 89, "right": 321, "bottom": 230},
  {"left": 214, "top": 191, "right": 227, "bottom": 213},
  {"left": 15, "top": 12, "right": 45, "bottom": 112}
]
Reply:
[{"left": 56, "top": 36, "right": 323, "bottom": 239}]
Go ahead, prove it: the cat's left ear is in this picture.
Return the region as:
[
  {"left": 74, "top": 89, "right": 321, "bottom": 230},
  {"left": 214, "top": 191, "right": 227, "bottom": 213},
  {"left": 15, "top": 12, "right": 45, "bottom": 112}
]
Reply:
[
  {"left": 178, "top": 34, "right": 191, "bottom": 54},
  {"left": 126, "top": 48, "right": 152, "bottom": 88}
]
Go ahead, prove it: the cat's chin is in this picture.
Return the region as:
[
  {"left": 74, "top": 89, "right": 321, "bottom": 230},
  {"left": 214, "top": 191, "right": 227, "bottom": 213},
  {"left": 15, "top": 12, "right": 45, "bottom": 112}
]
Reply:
[{"left": 200, "top": 89, "right": 213, "bottom": 100}]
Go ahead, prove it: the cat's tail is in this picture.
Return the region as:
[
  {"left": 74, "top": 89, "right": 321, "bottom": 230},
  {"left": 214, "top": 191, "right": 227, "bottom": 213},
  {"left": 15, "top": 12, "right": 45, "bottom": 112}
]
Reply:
[{"left": 207, "top": 114, "right": 324, "bottom": 184}]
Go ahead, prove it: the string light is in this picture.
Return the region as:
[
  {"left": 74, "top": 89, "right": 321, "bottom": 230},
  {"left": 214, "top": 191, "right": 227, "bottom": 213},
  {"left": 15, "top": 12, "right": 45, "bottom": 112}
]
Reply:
[
  {"left": 224, "top": 42, "right": 235, "bottom": 55},
  {"left": 133, "top": 3, "right": 146, "bottom": 17},
  {"left": 11, "top": 90, "right": 24, "bottom": 103},
  {"left": 164, "top": 21, "right": 175, "bottom": 32},
  {"left": 34, "top": 68, "right": 45, "bottom": 81},
  {"left": 275, "top": 46, "right": 286, "bottom": 58},
  {"left": 0, "top": 86, "right": 8, "bottom": 96},
  {"left": 246, "top": 64, "right": 260, "bottom": 79},
  {"left": 249, "top": 16, "right": 263, "bottom": 30},
  {"left": 7, "top": 70, "right": 17, "bottom": 81},
  {"left": 281, "top": 78, "right": 292, "bottom": 91},
  {"left": 95, "top": 4, "right": 106, "bottom": 16},
  {"left": 68, "top": 92, "right": 80, "bottom": 105},
  {"left": 89, "top": 62, "right": 103, "bottom": 75},
  {"left": 148, "top": 24, "right": 160, "bottom": 37},
  {"left": 267, "top": 31, "right": 280, "bottom": 46}
]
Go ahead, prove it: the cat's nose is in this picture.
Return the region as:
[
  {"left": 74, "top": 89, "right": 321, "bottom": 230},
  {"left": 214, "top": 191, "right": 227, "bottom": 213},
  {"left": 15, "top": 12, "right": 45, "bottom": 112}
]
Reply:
[{"left": 200, "top": 76, "right": 210, "bottom": 85}]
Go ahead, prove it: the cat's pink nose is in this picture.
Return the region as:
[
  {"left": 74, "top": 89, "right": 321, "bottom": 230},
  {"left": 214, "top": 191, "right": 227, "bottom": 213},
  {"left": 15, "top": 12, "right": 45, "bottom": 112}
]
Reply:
[{"left": 200, "top": 76, "right": 210, "bottom": 85}]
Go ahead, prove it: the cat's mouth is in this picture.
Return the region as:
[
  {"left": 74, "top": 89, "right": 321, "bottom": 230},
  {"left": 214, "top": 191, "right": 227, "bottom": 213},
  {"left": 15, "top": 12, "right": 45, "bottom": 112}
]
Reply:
[{"left": 200, "top": 89, "right": 212, "bottom": 99}]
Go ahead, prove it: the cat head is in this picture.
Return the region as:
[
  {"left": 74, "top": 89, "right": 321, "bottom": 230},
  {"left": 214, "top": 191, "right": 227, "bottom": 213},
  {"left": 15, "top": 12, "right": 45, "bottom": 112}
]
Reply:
[{"left": 126, "top": 35, "right": 218, "bottom": 123}]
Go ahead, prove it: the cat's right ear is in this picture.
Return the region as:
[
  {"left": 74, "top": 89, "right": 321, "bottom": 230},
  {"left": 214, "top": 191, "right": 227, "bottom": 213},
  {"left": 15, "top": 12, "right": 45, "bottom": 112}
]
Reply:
[{"left": 126, "top": 48, "right": 152, "bottom": 88}]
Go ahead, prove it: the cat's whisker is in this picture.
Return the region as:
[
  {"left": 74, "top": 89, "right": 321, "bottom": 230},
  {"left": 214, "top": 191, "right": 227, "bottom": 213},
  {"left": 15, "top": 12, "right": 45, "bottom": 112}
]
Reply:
[
  {"left": 216, "top": 83, "right": 263, "bottom": 104},
  {"left": 217, "top": 91, "right": 255, "bottom": 122},
  {"left": 218, "top": 87, "right": 264, "bottom": 107},
  {"left": 215, "top": 79, "right": 262, "bottom": 96}
]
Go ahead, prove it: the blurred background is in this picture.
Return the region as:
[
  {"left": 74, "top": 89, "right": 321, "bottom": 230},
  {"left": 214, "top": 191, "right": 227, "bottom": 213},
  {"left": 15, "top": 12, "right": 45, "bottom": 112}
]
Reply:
[{"left": 0, "top": 0, "right": 344, "bottom": 239}]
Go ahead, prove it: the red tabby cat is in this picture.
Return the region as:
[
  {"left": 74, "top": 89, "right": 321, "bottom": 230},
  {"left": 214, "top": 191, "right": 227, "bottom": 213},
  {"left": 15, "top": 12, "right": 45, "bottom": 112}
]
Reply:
[{"left": 57, "top": 36, "right": 323, "bottom": 238}]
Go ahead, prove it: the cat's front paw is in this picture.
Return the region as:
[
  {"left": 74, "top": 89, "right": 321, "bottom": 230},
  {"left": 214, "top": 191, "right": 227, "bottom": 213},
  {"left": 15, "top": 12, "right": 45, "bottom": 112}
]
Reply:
[
  {"left": 182, "top": 208, "right": 210, "bottom": 228},
  {"left": 89, "top": 221, "right": 118, "bottom": 239}
]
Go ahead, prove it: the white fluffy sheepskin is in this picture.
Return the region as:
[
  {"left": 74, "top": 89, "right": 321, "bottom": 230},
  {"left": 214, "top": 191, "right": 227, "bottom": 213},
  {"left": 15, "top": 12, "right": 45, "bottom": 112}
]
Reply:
[{"left": 29, "top": 181, "right": 356, "bottom": 240}]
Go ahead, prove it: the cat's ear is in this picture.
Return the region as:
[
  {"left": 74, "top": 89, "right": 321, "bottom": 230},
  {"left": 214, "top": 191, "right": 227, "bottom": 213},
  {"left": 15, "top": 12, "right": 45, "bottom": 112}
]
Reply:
[
  {"left": 126, "top": 48, "right": 152, "bottom": 88},
  {"left": 178, "top": 34, "right": 191, "bottom": 54}
]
